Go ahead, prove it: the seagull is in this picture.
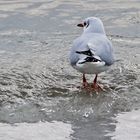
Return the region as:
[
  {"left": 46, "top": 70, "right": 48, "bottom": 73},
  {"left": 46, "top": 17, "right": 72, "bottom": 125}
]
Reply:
[{"left": 69, "top": 17, "right": 114, "bottom": 90}]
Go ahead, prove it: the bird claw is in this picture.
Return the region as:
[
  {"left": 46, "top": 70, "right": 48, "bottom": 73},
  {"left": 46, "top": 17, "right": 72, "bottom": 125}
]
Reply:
[
  {"left": 92, "top": 83, "right": 104, "bottom": 92},
  {"left": 83, "top": 82, "right": 89, "bottom": 88},
  {"left": 82, "top": 83, "right": 105, "bottom": 93}
]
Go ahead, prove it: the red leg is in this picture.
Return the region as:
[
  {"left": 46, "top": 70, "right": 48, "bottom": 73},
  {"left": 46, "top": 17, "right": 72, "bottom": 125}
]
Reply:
[
  {"left": 92, "top": 74, "right": 102, "bottom": 91},
  {"left": 93, "top": 74, "right": 98, "bottom": 86},
  {"left": 83, "top": 74, "right": 88, "bottom": 87}
]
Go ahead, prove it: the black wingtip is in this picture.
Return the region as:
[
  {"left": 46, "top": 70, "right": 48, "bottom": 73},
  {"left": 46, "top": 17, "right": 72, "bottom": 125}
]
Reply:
[
  {"left": 85, "top": 57, "right": 101, "bottom": 62},
  {"left": 76, "top": 49, "right": 93, "bottom": 56},
  {"left": 78, "top": 57, "right": 101, "bottom": 64}
]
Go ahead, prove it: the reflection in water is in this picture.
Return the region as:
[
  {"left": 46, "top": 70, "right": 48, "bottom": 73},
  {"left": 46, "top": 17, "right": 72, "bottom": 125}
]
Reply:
[
  {"left": 107, "top": 110, "right": 140, "bottom": 140},
  {"left": 0, "top": 121, "right": 73, "bottom": 140}
]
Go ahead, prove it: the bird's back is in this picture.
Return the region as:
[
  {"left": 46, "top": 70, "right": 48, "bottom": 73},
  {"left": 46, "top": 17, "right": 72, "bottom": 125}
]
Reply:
[
  {"left": 70, "top": 33, "right": 114, "bottom": 66},
  {"left": 87, "top": 33, "right": 114, "bottom": 65}
]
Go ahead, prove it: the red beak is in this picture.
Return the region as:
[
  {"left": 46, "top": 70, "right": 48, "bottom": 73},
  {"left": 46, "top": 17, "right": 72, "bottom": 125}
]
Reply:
[{"left": 77, "top": 23, "right": 84, "bottom": 27}]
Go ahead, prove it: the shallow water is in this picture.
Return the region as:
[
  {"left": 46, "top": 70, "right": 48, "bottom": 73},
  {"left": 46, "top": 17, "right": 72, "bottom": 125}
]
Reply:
[
  {"left": 0, "top": 121, "right": 73, "bottom": 140},
  {"left": 107, "top": 109, "right": 140, "bottom": 140},
  {"left": 0, "top": 0, "right": 140, "bottom": 140}
]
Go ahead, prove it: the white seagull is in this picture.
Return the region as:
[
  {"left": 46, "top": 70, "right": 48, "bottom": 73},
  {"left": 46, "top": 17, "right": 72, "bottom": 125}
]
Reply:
[{"left": 69, "top": 17, "right": 114, "bottom": 90}]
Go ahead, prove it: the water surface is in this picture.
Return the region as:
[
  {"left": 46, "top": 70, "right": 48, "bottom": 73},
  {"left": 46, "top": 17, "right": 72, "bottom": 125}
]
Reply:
[{"left": 0, "top": 0, "right": 140, "bottom": 139}]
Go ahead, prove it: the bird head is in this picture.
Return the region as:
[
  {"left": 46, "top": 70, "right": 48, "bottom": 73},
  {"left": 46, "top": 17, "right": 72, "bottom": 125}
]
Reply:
[{"left": 77, "top": 17, "right": 105, "bottom": 34}]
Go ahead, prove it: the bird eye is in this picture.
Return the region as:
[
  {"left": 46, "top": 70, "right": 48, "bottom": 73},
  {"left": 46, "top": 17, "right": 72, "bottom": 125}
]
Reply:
[
  {"left": 84, "top": 22, "right": 86, "bottom": 26},
  {"left": 84, "top": 21, "right": 89, "bottom": 28}
]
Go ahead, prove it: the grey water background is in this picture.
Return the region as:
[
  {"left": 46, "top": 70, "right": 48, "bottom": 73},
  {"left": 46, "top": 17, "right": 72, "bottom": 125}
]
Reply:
[{"left": 0, "top": 0, "right": 140, "bottom": 140}]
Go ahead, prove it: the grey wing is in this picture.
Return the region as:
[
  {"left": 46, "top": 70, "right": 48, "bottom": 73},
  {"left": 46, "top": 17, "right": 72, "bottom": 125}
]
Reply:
[
  {"left": 69, "top": 36, "right": 91, "bottom": 66},
  {"left": 88, "top": 35, "right": 114, "bottom": 65}
]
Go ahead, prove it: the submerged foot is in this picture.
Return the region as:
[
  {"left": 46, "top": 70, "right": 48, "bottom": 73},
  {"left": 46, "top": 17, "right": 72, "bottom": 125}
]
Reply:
[
  {"left": 92, "top": 83, "right": 104, "bottom": 93},
  {"left": 81, "top": 83, "right": 105, "bottom": 94},
  {"left": 83, "top": 82, "right": 89, "bottom": 88}
]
